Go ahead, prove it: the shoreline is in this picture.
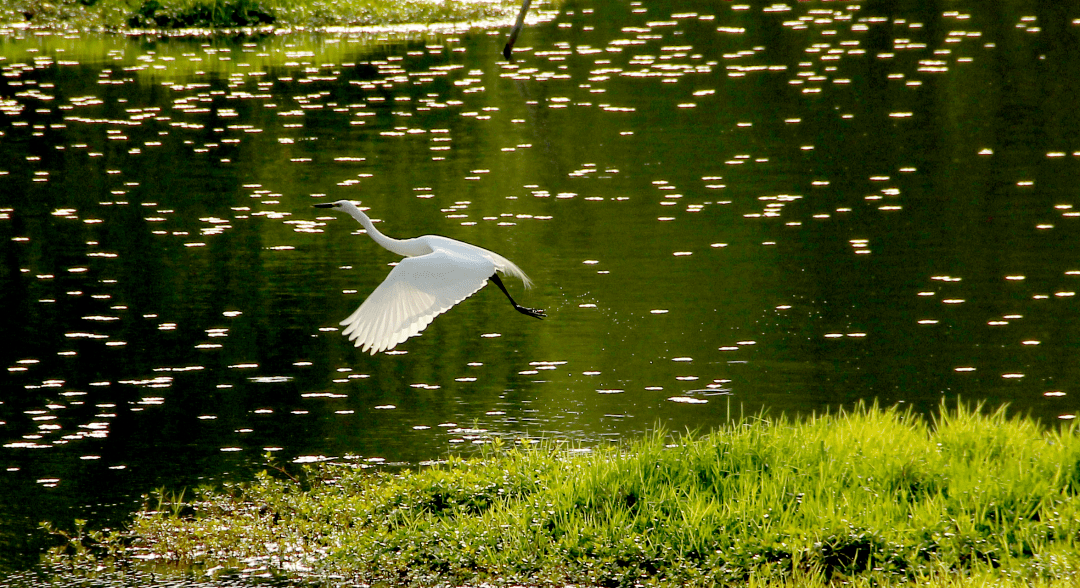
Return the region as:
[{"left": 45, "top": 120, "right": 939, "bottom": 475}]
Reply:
[
  {"left": 36, "top": 402, "right": 1080, "bottom": 587},
  {"left": 1, "top": 0, "right": 534, "bottom": 35}
]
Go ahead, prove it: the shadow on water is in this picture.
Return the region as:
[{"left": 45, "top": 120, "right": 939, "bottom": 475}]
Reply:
[{"left": 2, "top": 0, "right": 1080, "bottom": 574}]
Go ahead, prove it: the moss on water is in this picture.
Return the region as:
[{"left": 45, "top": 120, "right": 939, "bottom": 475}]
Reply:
[
  {"left": 1, "top": 0, "right": 523, "bottom": 31},
  {"left": 40, "top": 402, "right": 1080, "bottom": 587}
]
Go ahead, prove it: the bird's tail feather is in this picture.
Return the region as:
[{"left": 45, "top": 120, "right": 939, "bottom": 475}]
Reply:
[{"left": 490, "top": 252, "right": 532, "bottom": 289}]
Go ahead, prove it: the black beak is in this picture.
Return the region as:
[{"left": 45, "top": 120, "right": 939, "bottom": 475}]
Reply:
[{"left": 313, "top": 203, "right": 334, "bottom": 208}]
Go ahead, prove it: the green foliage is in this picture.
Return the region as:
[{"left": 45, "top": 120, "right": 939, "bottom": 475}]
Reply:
[
  {"left": 264, "top": 0, "right": 519, "bottom": 29},
  {"left": 1, "top": 0, "right": 524, "bottom": 30},
  {"left": 127, "top": 0, "right": 274, "bottom": 28},
  {"left": 42, "top": 402, "right": 1080, "bottom": 587},
  {"left": 0, "top": 0, "right": 134, "bottom": 29}
]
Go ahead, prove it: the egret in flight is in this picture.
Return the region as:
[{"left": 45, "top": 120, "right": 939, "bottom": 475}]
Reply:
[{"left": 313, "top": 200, "right": 545, "bottom": 354}]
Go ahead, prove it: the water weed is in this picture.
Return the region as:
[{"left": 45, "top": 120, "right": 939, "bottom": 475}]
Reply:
[{"left": 42, "top": 402, "right": 1080, "bottom": 586}]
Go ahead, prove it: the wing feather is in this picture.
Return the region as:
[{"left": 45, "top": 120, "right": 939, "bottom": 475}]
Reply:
[{"left": 341, "top": 249, "right": 495, "bottom": 354}]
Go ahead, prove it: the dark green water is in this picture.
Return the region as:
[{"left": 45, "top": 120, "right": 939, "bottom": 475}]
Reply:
[{"left": 2, "top": 0, "right": 1080, "bottom": 573}]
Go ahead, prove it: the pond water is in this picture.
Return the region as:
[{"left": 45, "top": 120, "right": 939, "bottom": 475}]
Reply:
[{"left": 2, "top": 0, "right": 1080, "bottom": 572}]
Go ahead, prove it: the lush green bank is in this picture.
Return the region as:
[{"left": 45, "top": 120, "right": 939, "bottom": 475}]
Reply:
[
  {"left": 39, "top": 403, "right": 1080, "bottom": 587},
  {"left": 1, "top": 0, "right": 522, "bottom": 31}
]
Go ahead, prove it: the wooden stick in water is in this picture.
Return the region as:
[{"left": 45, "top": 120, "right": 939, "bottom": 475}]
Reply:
[{"left": 502, "top": 0, "right": 532, "bottom": 61}]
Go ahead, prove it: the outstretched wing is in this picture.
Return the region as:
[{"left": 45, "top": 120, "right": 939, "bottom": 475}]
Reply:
[{"left": 340, "top": 248, "right": 495, "bottom": 355}]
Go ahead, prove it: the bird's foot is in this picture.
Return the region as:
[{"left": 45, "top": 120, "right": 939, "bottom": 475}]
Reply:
[{"left": 516, "top": 305, "right": 546, "bottom": 319}]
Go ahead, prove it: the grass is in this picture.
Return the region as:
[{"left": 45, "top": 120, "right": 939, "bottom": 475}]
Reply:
[
  {"left": 1, "top": 0, "right": 525, "bottom": 31},
  {"left": 41, "top": 402, "right": 1080, "bottom": 587}
]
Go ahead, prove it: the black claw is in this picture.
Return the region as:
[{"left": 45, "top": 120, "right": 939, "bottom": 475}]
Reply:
[
  {"left": 491, "top": 273, "right": 544, "bottom": 319},
  {"left": 516, "top": 305, "right": 546, "bottom": 319}
]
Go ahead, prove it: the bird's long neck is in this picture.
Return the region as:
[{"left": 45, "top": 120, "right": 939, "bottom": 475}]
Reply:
[{"left": 346, "top": 205, "right": 414, "bottom": 257}]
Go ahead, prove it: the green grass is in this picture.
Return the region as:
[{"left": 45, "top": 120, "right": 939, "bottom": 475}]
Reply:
[
  {"left": 43, "top": 402, "right": 1080, "bottom": 587},
  {"left": 1, "top": 0, "right": 524, "bottom": 31}
]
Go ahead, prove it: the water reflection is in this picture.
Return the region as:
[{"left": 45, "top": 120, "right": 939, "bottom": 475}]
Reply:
[{"left": 3, "top": 0, "right": 1080, "bottom": 572}]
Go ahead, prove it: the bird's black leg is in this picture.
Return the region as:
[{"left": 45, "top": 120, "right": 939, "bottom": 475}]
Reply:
[{"left": 490, "top": 274, "right": 546, "bottom": 319}]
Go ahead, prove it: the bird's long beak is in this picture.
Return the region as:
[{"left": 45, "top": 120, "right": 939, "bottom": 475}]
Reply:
[{"left": 313, "top": 203, "right": 334, "bottom": 208}]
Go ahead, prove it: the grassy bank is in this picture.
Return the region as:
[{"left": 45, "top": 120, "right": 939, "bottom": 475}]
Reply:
[
  {"left": 2, "top": 0, "right": 523, "bottom": 31},
  {"left": 43, "top": 403, "right": 1080, "bottom": 586}
]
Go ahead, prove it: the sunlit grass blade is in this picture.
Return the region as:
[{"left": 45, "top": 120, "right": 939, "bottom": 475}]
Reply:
[{"left": 41, "top": 401, "right": 1080, "bottom": 587}]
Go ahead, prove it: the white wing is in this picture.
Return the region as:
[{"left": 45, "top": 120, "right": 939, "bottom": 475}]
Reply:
[{"left": 340, "top": 248, "right": 496, "bottom": 354}]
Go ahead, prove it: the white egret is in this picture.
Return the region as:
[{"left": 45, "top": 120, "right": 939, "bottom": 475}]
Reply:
[{"left": 314, "top": 200, "right": 545, "bottom": 355}]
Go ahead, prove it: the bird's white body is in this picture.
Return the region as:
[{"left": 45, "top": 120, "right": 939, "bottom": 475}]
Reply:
[{"left": 316, "top": 200, "right": 535, "bottom": 355}]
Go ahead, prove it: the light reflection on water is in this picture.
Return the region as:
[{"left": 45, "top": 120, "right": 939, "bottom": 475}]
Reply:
[{"left": 2, "top": 0, "right": 1080, "bottom": 571}]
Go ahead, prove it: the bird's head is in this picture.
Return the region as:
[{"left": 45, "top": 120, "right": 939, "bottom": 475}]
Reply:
[{"left": 313, "top": 199, "right": 358, "bottom": 210}]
